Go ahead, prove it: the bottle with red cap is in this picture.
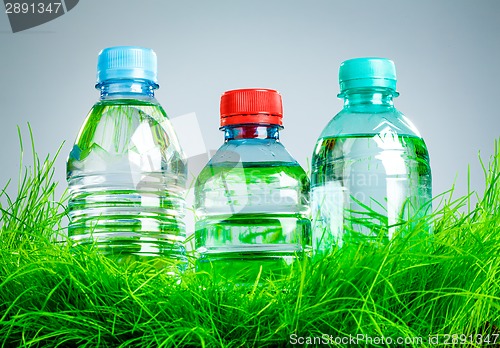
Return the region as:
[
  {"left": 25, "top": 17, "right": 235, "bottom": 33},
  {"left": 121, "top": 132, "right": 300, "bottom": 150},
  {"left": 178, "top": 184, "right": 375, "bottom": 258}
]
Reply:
[{"left": 194, "top": 88, "right": 311, "bottom": 281}]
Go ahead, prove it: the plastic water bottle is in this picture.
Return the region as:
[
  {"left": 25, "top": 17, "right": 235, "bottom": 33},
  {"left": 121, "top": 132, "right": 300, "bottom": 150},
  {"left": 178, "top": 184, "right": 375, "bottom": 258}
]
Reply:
[
  {"left": 67, "top": 46, "right": 187, "bottom": 265},
  {"left": 195, "top": 88, "right": 311, "bottom": 280},
  {"left": 311, "top": 58, "right": 432, "bottom": 253}
]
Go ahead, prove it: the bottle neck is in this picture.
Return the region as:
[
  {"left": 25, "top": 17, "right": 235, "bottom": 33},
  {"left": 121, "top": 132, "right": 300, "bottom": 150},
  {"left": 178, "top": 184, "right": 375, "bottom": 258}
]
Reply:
[
  {"left": 97, "top": 79, "right": 158, "bottom": 100},
  {"left": 223, "top": 125, "right": 281, "bottom": 141},
  {"left": 342, "top": 88, "right": 397, "bottom": 111}
]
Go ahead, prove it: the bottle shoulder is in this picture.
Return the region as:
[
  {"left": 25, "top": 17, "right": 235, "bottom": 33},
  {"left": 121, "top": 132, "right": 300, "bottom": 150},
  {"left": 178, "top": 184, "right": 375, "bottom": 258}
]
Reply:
[
  {"left": 69, "top": 98, "right": 185, "bottom": 166},
  {"left": 78, "top": 98, "right": 173, "bottom": 144},
  {"left": 95, "top": 97, "right": 161, "bottom": 107},
  {"left": 208, "top": 139, "right": 299, "bottom": 165},
  {"left": 196, "top": 148, "right": 309, "bottom": 193},
  {"left": 89, "top": 98, "right": 166, "bottom": 120},
  {"left": 319, "top": 107, "right": 422, "bottom": 139}
]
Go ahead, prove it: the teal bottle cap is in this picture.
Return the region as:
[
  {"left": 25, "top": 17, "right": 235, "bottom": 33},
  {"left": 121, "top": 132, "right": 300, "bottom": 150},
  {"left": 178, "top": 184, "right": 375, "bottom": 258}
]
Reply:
[
  {"left": 96, "top": 46, "right": 158, "bottom": 85},
  {"left": 338, "top": 57, "right": 397, "bottom": 94}
]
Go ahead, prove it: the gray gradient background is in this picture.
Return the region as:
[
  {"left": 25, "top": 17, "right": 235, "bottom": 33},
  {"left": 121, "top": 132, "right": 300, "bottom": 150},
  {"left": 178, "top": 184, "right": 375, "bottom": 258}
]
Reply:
[{"left": 0, "top": 0, "right": 499, "bottom": 207}]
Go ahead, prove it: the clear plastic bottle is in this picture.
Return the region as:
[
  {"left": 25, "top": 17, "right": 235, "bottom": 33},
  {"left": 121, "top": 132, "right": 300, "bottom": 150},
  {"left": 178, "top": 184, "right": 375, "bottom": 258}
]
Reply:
[
  {"left": 311, "top": 58, "right": 432, "bottom": 253},
  {"left": 195, "top": 88, "right": 311, "bottom": 280},
  {"left": 67, "top": 46, "right": 187, "bottom": 265}
]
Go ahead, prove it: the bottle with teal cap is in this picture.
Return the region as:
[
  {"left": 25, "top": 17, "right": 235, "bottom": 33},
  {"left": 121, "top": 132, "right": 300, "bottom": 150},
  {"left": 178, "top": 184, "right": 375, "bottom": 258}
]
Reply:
[
  {"left": 311, "top": 57, "right": 432, "bottom": 253},
  {"left": 67, "top": 46, "right": 187, "bottom": 267}
]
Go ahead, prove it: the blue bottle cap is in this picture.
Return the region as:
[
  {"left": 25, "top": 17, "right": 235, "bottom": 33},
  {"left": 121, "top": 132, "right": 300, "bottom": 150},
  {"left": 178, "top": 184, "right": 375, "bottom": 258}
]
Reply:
[
  {"left": 338, "top": 57, "right": 397, "bottom": 94},
  {"left": 96, "top": 46, "right": 158, "bottom": 84}
]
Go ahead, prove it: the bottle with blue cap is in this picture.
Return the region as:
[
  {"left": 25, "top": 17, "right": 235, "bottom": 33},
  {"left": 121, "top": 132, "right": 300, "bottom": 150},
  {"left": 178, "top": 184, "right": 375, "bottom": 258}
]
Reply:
[
  {"left": 67, "top": 46, "right": 187, "bottom": 267},
  {"left": 311, "top": 57, "right": 432, "bottom": 253}
]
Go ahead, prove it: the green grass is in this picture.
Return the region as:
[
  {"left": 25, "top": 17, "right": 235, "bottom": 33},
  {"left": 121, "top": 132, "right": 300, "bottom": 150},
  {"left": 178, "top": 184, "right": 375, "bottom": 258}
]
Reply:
[{"left": 1, "top": 128, "right": 500, "bottom": 347}]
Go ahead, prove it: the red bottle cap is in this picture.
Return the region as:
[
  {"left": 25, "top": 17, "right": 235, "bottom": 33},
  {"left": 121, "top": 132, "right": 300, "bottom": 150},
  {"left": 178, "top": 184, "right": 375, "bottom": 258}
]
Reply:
[{"left": 220, "top": 88, "right": 283, "bottom": 127}]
